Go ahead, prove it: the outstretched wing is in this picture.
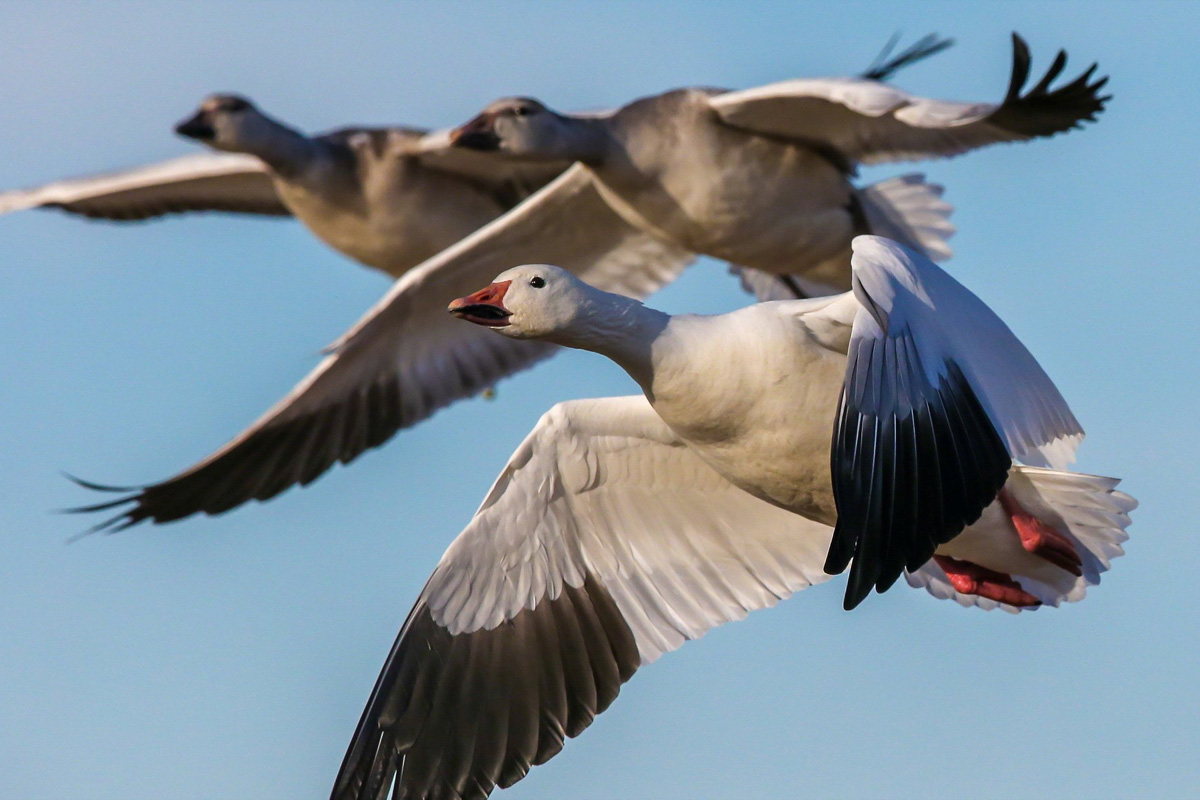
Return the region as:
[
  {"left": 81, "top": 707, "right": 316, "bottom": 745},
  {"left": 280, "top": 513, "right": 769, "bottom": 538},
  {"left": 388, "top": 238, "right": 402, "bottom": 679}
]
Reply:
[
  {"left": 332, "top": 396, "right": 834, "bottom": 800},
  {"left": 709, "top": 33, "right": 1109, "bottom": 165},
  {"left": 75, "top": 165, "right": 693, "bottom": 531},
  {"left": 819, "top": 236, "right": 1083, "bottom": 609},
  {"left": 0, "top": 152, "right": 289, "bottom": 219}
]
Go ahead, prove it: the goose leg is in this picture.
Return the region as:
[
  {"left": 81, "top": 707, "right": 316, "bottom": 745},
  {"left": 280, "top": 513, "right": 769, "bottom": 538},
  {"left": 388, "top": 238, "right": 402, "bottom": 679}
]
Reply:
[
  {"left": 932, "top": 555, "right": 1042, "bottom": 607},
  {"left": 998, "top": 489, "right": 1083, "bottom": 576}
]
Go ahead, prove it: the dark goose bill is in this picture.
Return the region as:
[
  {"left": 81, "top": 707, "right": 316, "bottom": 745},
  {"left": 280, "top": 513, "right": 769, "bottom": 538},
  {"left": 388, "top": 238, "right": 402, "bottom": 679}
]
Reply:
[
  {"left": 174, "top": 111, "right": 215, "bottom": 141},
  {"left": 450, "top": 303, "right": 512, "bottom": 327}
]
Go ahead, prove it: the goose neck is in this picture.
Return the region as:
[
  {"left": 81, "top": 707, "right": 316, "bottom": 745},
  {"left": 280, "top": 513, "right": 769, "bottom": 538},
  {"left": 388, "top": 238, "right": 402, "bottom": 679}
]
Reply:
[
  {"left": 248, "top": 119, "right": 318, "bottom": 178},
  {"left": 561, "top": 115, "right": 612, "bottom": 165},
  {"left": 556, "top": 294, "right": 668, "bottom": 386}
]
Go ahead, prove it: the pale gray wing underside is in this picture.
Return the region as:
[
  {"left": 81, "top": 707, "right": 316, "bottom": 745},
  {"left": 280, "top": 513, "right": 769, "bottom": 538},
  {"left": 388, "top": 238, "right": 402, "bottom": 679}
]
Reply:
[{"left": 0, "top": 152, "right": 288, "bottom": 219}]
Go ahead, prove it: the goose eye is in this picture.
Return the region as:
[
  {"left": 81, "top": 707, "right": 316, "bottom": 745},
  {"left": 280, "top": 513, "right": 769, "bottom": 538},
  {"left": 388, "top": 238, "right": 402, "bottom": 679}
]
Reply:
[
  {"left": 514, "top": 106, "right": 529, "bottom": 117},
  {"left": 529, "top": 276, "right": 545, "bottom": 288}
]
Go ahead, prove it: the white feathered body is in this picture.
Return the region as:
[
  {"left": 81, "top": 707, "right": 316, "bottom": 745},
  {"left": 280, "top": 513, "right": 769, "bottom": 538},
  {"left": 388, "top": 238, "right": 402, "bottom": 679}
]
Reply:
[
  {"left": 639, "top": 299, "right": 850, "bottom": 524},
  {"left": 274, "top": 133, "right": 506, "bottom": 277},
  {"left": 593, "top": 90, "right": 859, "bottom": 287}
]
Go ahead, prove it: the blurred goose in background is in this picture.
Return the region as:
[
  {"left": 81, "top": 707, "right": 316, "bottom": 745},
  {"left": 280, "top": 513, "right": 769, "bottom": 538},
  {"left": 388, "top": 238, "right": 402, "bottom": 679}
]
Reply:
[
  {"left": 74, "top": 33, "right": 1106, "bottom": 532},
  {"left": 329, "top": 236, "right": 1135, "bottom": 800},
  {"left": 449, "top": 33, "right": 1107, "bottom": 299},
  {"left": 0, "top": 94, "right": 568, "bottom": 277}
]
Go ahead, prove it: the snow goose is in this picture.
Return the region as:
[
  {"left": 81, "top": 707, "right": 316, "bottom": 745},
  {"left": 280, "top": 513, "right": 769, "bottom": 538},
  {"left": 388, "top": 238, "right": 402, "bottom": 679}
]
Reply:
[
  {"left": 73, "top": 34, "right": 1106, "bottom": 530},
  {"left": 72, "top": 38, "right": 974, "bottom": 530},
  {"left": 447, "top": 235, "right": 1135, "bottom": 609},
  {"left": 449, "top": 32, "right": 1107, "bottom": 299},
  {"left": 0, "top": 94, "right": 567, "bottom": 277},
  {"left": 329, "top": 237, "right": 1134, "bottom": 799}
]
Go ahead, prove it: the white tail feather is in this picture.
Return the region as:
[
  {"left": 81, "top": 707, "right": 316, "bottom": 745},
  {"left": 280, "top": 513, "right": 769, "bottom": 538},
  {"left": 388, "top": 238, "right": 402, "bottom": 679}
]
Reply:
[
  {"left": 906, "top": 465, "right": 1136, "bottom": 613},
  {"left": 859, "top": 173, "right": 955, "bottom": 262}
]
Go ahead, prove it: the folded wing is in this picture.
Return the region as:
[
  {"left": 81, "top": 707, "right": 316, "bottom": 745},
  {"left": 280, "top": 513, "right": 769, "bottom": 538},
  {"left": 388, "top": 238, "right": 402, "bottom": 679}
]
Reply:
[
  {"left": 76, "top": 165, "right": 693, "bottom": 531},
  {"left": 332, "top": 396, "right": 833, "bottom": 800},
  {"left": 822, "top": 236, "right": 1083, "bottom": 609},
  {"left": 709, "top": 33, "right": 1109, "bottom": 165},
  {"left": 0, "top": 152, "right": 288, "bottom": 219}
]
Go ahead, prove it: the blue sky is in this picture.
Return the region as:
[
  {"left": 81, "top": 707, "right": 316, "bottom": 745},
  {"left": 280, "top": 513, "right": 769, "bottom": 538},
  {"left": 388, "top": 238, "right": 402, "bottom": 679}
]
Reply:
[{"left": 1, "top": 2, "right": 1197, "bottom": 798}]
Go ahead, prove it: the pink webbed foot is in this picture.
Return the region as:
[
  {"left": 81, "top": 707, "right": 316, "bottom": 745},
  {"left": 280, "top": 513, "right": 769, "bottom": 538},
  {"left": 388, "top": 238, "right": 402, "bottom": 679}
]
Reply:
[
  {"left": 998, "top": 489, "right": 1083, "bottom": 576},
  {"left": 933, "top": 556, "right": 1042, "bottom": 607}
]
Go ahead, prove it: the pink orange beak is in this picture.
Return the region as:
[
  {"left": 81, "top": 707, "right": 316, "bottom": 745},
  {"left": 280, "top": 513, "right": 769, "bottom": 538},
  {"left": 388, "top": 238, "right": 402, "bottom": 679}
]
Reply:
[{"left": 448, "top": 280, "right": 513, "bottom": 327}]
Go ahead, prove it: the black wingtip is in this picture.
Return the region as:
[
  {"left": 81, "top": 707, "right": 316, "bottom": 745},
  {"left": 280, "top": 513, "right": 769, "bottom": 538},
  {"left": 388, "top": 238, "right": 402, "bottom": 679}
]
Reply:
[
  {"left": 61, "top": 495, "right": 137, "bottom": 515},
  {"left": 993, "top": 32, "right": 1111, "bottom": 138},
  {"left": 61, "top": 471, "right": 138, "bottom": 493},
  {"left": 64, "top": 510, "right": 139, "bottom": 543},
  {"left": 823, "top": 531, "right": 853, "bottom": 577},
  {"left": 1006, "top": 32, "right": 1033, "bottom": 102},
  {"left": 862, "top": 32, "right": 955, "bottom": 82},
  {"left": 829, "top": 353, "right": 1012, "bottom": 612},
  {"left": 842, "top": 573, "right": 873, "bottom": 611},
  {"left": 1030, "top": 49, "right": 1069, "bottom": 95},
  {"left": 60, "top": 471, "right": 147, "bottom": 539}
]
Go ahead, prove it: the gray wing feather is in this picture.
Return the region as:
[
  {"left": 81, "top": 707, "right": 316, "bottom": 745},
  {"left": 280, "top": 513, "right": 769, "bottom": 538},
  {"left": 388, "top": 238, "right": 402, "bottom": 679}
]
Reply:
[{"left": 0, "top": 153, "right": 289, "bottom": 219}]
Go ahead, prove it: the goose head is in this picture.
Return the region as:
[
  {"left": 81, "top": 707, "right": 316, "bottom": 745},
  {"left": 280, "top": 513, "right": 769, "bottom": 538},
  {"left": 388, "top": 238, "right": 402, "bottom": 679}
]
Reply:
[
  {"left": 450, "top": 98, "right": 605, "bottom": 163},
  {"left": 174, "top": 94, "right": 277, "bottom": 153},
  {"left": 448, "top": 264, "right": 601, "bottom": 341}
]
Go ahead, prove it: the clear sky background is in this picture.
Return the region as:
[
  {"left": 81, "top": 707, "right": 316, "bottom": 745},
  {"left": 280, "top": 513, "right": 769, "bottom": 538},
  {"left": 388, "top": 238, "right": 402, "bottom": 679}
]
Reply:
[{"left": 1, "top": 2, "right": 1197, "bottom": 798}]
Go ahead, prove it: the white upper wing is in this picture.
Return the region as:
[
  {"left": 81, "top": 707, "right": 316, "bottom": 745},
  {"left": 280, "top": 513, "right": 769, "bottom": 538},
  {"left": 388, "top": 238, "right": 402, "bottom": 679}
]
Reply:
[
  {"left": 709, "top": 34, "right": 1109, "bottom": 165},
  {"left": 332, "top": 395, "right": 833, "bottom": 800},
  {"left": 0, "top": 152, "right": 289, "bottom": 219},
  {"left": 77, "top": 165, "right": 693, "bottom": 531},
  {"left": 815, "top": 235, "right": 1083, "bottom": 609}
]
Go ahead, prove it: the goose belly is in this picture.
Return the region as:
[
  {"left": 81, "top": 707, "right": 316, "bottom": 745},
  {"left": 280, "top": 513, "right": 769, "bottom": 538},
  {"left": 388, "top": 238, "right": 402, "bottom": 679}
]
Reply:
[
  {"left": 596, "top": 124, "right": 856, "bottom": 283},
  {"left": 649, "top": 316, "right": 846, "bottom": 525},
  {"left": 273, "top": 170, "right": 505, "bottom": 278},
  {"left": 694, "top": 382, "right": 841, "bottom": 525}
]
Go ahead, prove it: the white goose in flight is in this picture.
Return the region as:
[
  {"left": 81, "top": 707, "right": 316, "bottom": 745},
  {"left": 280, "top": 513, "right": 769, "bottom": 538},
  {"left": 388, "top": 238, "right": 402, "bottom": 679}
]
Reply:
[
  {"left": 0, "top": 94, "right": 567, "bottom": 278},
  {"left": 75, "top": 34, "right": 1107, "bottom": 531},
  {"left": 330, "top": 236, "right": 1134, "bottom": 800},
  {"left": 447, "top": 32, "right": 1107, "bottom": 299}
]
